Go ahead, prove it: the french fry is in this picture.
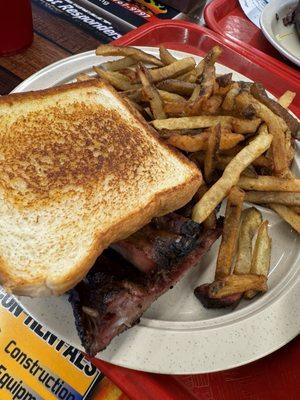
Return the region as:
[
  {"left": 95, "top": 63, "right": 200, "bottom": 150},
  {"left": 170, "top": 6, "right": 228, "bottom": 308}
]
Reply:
[
  {"left": 216, "top": 154, "right": 272, "bottom": 170},
  {"left": 222, "top": 83, "right": 240, "bottom": 111},
  {"left": 163, "top": 101, "right": 188, "bottom": 117},
  {"left": 166, "top": 130, "right": 244, "bottom": 152},
  {"left": 188, "top": 45, "right": 222, "bottom": 85},
  {"left": 187, "top": 64, "right": 216, "bottom": 115},
  {"left": 189, "top": 85, "right": 201, "bottom": 102},
  {"left": 194, "top": 283, "right": 242, "bottom": 308},
  {"left": 137, "top": 63, "right": 166, "bottom": 120},
  {"left": 251, "top": 83, "right": 300, "bottom": 139},
  {"left": 238, "top": 176, "right": 300, "bottom": 192},
  {"left": 158, "top": 90, "right": 185, "bottom": 102},
  {"left": 245, "top": 191, "right": 300, "bottom": 206},
  {"left": 76, "top": 73, "right": 92, "bottom": 82},
  {"left": 241, "top": 165, "right": 258, "bottom": 178},
  {"left": 244, "top": 220, "right": 271, "bottom": 298},
  {"left": 236, "top": 91, "right": 289, "bottom": 176},
  {"left": 194, "top": 184, "right": 217, "bottom": 230},
  {"left": 96, "top": 44, "right": 163, "bottom": 66},
  {"left": 269, "top": 204, "right": 300, "bottom": 233},
  {"left": 148, "top": 58, "right": 196, "bottom": 83},
  {"left": 156, "top": 79, "right": 197, "bottom": 96},
  {"left": 93, "top": 66, "right": 140, "bottom": 91},
  {"left": 179, "top": 47, "right": 220, "bottom": 85},
  {"left": 201, "top": 95, "right": 223, "bottom": 115},
  {"left": 216, "top": 73, "right": 232, "bottom": 88},
  {"left": 192, "top": 133, "right": 272, "bottom": 223},
  {"left": 101, "top": 56, "right": 136, "bottom": 71},
  {"left": 204, "top": 123, "right": 221, "bottom": 182},
  {"left": 208, "top": 274, "right": 267, "bottom": 298},
  {"left": 159, "top": 45, "right": 177, "bottom": 65},
  {"left": 234, "top": 208, "right": 262, "bottom": 274},
  {"left": 231, "top": 117, "right": 261, "bottom": 134},
  {"left": 278, "top": 90, "right": 296, "bottom": 108},
  {"left": 152, "top": 115, "right": 261, "bottom": 133},
  {"left": 215, "top": 186, "right": 245, "bottom": 279}
]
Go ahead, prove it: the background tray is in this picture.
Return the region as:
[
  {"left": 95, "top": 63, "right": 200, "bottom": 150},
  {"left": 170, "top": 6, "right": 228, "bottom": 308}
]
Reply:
[{"left": 204, "top": 0, "right": 299, "bottom": 80}]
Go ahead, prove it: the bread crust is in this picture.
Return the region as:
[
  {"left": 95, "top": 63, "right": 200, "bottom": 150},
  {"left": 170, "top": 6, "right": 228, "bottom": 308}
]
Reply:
[{"left": 0, "top": 79, "right": 202, "bottom": 296}]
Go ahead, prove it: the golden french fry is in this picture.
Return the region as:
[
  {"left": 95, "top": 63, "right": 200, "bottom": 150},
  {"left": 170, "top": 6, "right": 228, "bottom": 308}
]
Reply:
[
  {"left": 101, "top": 56, "right": 136, "bottom": 71},
  {"left": 189, "top": 85, "right": 201, "bottom": 102},
  {"left": 93, "top": 66, "right": 140, "bottom": 91},
  {"left": 163, "top": 101, "right": 188, "bottom": 116},
  {"left": 222, "top": 83, "right": 240, "bottom": 111},
  {"left": 216, "top": 73, "right": 232, "bottom": 88},
  {"left": 156, "top": 79, "right": 197, "bottom": 96},
  {"left": 204, "top": 123, "right": 221, "bottom": 182},
  {"left": 215, "top": 186, "right": 245, "bottom": 279},
  {"left": 148, "top": 58, "right": 196, "bottom": 83},
  {"left": 251, "top": 83, "right": 300, "bottom": 139},
  {"left": 245, "top": 191, "right": 300, "bottom": 206},
  {"left": 235, "top": 91, "right": 289, "bottom": 176},
  {"left": 137, "top": 63, "right": 166, "bottom": 120},
  {"left": 76, "top": 73, "right": 92, "bottom": 82},
  {"left": 158, "top": 90, "right": 185, "bottom": 102},
  {"left": 216, "top": 154, "right": 272, "bottom": 170},
  {"left": 241, "top": 165, "right": 258, "bottom": 178},
  {"left": 186, "top": 64, "right": 216, "bottom": 115},
  {"left": 234, "top": 208, "right": 262, "bottom": 274},
  {"left": 159, "top": 45, "right": 177, "bottom": 65},
  {"left": 152, "top": 115, "right": 261, "bottom": 133},
  {"left": 201, "top": 95, "right": 223, "bottom": 115},
  {"left": 278, "top": 90, "right": 296, "bottom": 108},
  {"left": 244, "top": 220, "right": 271, "bottom": 298},
  {"left": 209, "top": 274, "right": 267, "bottom": 298},
  {"left": 238, "top": 176, "right": 300, "bottom": 192},
  {"left": 192, "top": 133, "right": 272, "bottom": 223},
  {"left": 166, "top": 131, "right": 244, "bottom": 152},
  {"left": 269, "top": 204, "right": 300, "bottom": 234},
  {"left": 194, "top": 184, "right": 217, "bottom": 230},
  {"left": 96, "top": 44, "right": 163, "bottom": 66}
]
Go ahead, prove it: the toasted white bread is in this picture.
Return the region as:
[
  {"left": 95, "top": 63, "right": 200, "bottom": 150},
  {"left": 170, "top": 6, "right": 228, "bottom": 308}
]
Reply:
[{"left": 0, "top": 79, "right": 202, "bottom": 296}]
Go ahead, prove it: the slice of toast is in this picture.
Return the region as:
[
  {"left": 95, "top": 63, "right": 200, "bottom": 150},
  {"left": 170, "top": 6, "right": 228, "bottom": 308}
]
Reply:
[{"left": 0, "top": 79, "right": 201, "bottom": 296}]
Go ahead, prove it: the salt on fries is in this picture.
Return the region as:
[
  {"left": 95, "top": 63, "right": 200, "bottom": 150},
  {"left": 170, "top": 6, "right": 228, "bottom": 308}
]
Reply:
[{"left": 94, "top": 44, "right": 300, "bottom": 309}]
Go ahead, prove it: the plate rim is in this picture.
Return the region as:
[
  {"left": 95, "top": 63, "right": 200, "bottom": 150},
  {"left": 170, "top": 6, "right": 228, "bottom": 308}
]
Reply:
[{"left": 13, "top": 47, "right": 300, "bottom": 374}]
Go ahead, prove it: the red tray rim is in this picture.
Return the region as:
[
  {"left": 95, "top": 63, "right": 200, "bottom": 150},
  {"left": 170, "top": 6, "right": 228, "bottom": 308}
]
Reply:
[{"left": 204, "top": 0, "right": 300, "bottom": 80}]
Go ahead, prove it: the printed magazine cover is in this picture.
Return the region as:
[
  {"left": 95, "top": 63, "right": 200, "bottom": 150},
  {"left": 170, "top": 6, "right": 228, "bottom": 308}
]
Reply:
[{"left": 0, "top": 287, "right": 127, "bottom": 400}]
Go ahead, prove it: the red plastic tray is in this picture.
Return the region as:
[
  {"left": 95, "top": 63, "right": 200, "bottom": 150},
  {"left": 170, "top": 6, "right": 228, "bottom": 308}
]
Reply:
[{"left": 204, "top": 0, "right": 299, "bottom": 79}]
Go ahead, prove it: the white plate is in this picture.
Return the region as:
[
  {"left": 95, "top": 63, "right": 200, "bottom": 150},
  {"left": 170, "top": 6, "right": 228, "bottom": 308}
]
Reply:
[
  {"left": 13, "top": 47, "right": 300, "bottom": 374},
  {"left": 260, "top": 0, "right": 300, "bottom": 67}
]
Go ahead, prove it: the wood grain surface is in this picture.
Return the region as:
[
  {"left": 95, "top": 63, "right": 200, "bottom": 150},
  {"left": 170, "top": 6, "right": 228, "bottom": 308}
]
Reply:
[{"left": 0, "top": 2, "right": 101, "bottom": 95}]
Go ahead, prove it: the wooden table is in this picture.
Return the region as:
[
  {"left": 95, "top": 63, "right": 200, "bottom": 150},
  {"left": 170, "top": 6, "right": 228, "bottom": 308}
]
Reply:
[{"left": 0, "top": 2, "right": 101, "bottom": 95}]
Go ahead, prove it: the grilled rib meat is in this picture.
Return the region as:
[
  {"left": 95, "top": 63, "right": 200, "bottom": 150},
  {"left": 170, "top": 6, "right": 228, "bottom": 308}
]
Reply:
[
  {"left": 111, "top": 213, "right": 203, "bottom": 272},
  {"left": 69, "top": 215, "right": 222, "bottom": 356}
]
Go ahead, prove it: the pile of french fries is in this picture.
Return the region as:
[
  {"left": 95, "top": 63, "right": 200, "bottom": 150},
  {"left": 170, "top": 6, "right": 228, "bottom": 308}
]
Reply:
[{"left": 79, "top": 44, "right": 300, "bottom": 309}]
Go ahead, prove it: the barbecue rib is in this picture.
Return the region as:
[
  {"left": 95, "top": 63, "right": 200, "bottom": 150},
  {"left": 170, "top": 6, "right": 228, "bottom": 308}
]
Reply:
[{"left": 69, "top": 215, "right": 222, "bottom": 356}]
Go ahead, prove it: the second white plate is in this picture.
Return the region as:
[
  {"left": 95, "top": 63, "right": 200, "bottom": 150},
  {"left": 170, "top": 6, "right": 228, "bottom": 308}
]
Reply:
[{"left": 260, "top": 0, "right": 300, "bottom": 67}]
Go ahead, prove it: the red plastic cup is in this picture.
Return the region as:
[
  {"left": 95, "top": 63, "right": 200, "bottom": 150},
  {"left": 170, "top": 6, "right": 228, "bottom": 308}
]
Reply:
[{"left": 0, "top": 0, "right": 33, "bottom": 56}]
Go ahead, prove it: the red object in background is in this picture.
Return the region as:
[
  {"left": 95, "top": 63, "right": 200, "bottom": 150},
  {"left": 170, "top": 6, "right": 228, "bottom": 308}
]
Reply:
[
  {"left": 204, "top": 0, "right": 299, "bottom": 79},
  {"left": 0, "top": 0, "right": 33, "bottom": 56}
]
